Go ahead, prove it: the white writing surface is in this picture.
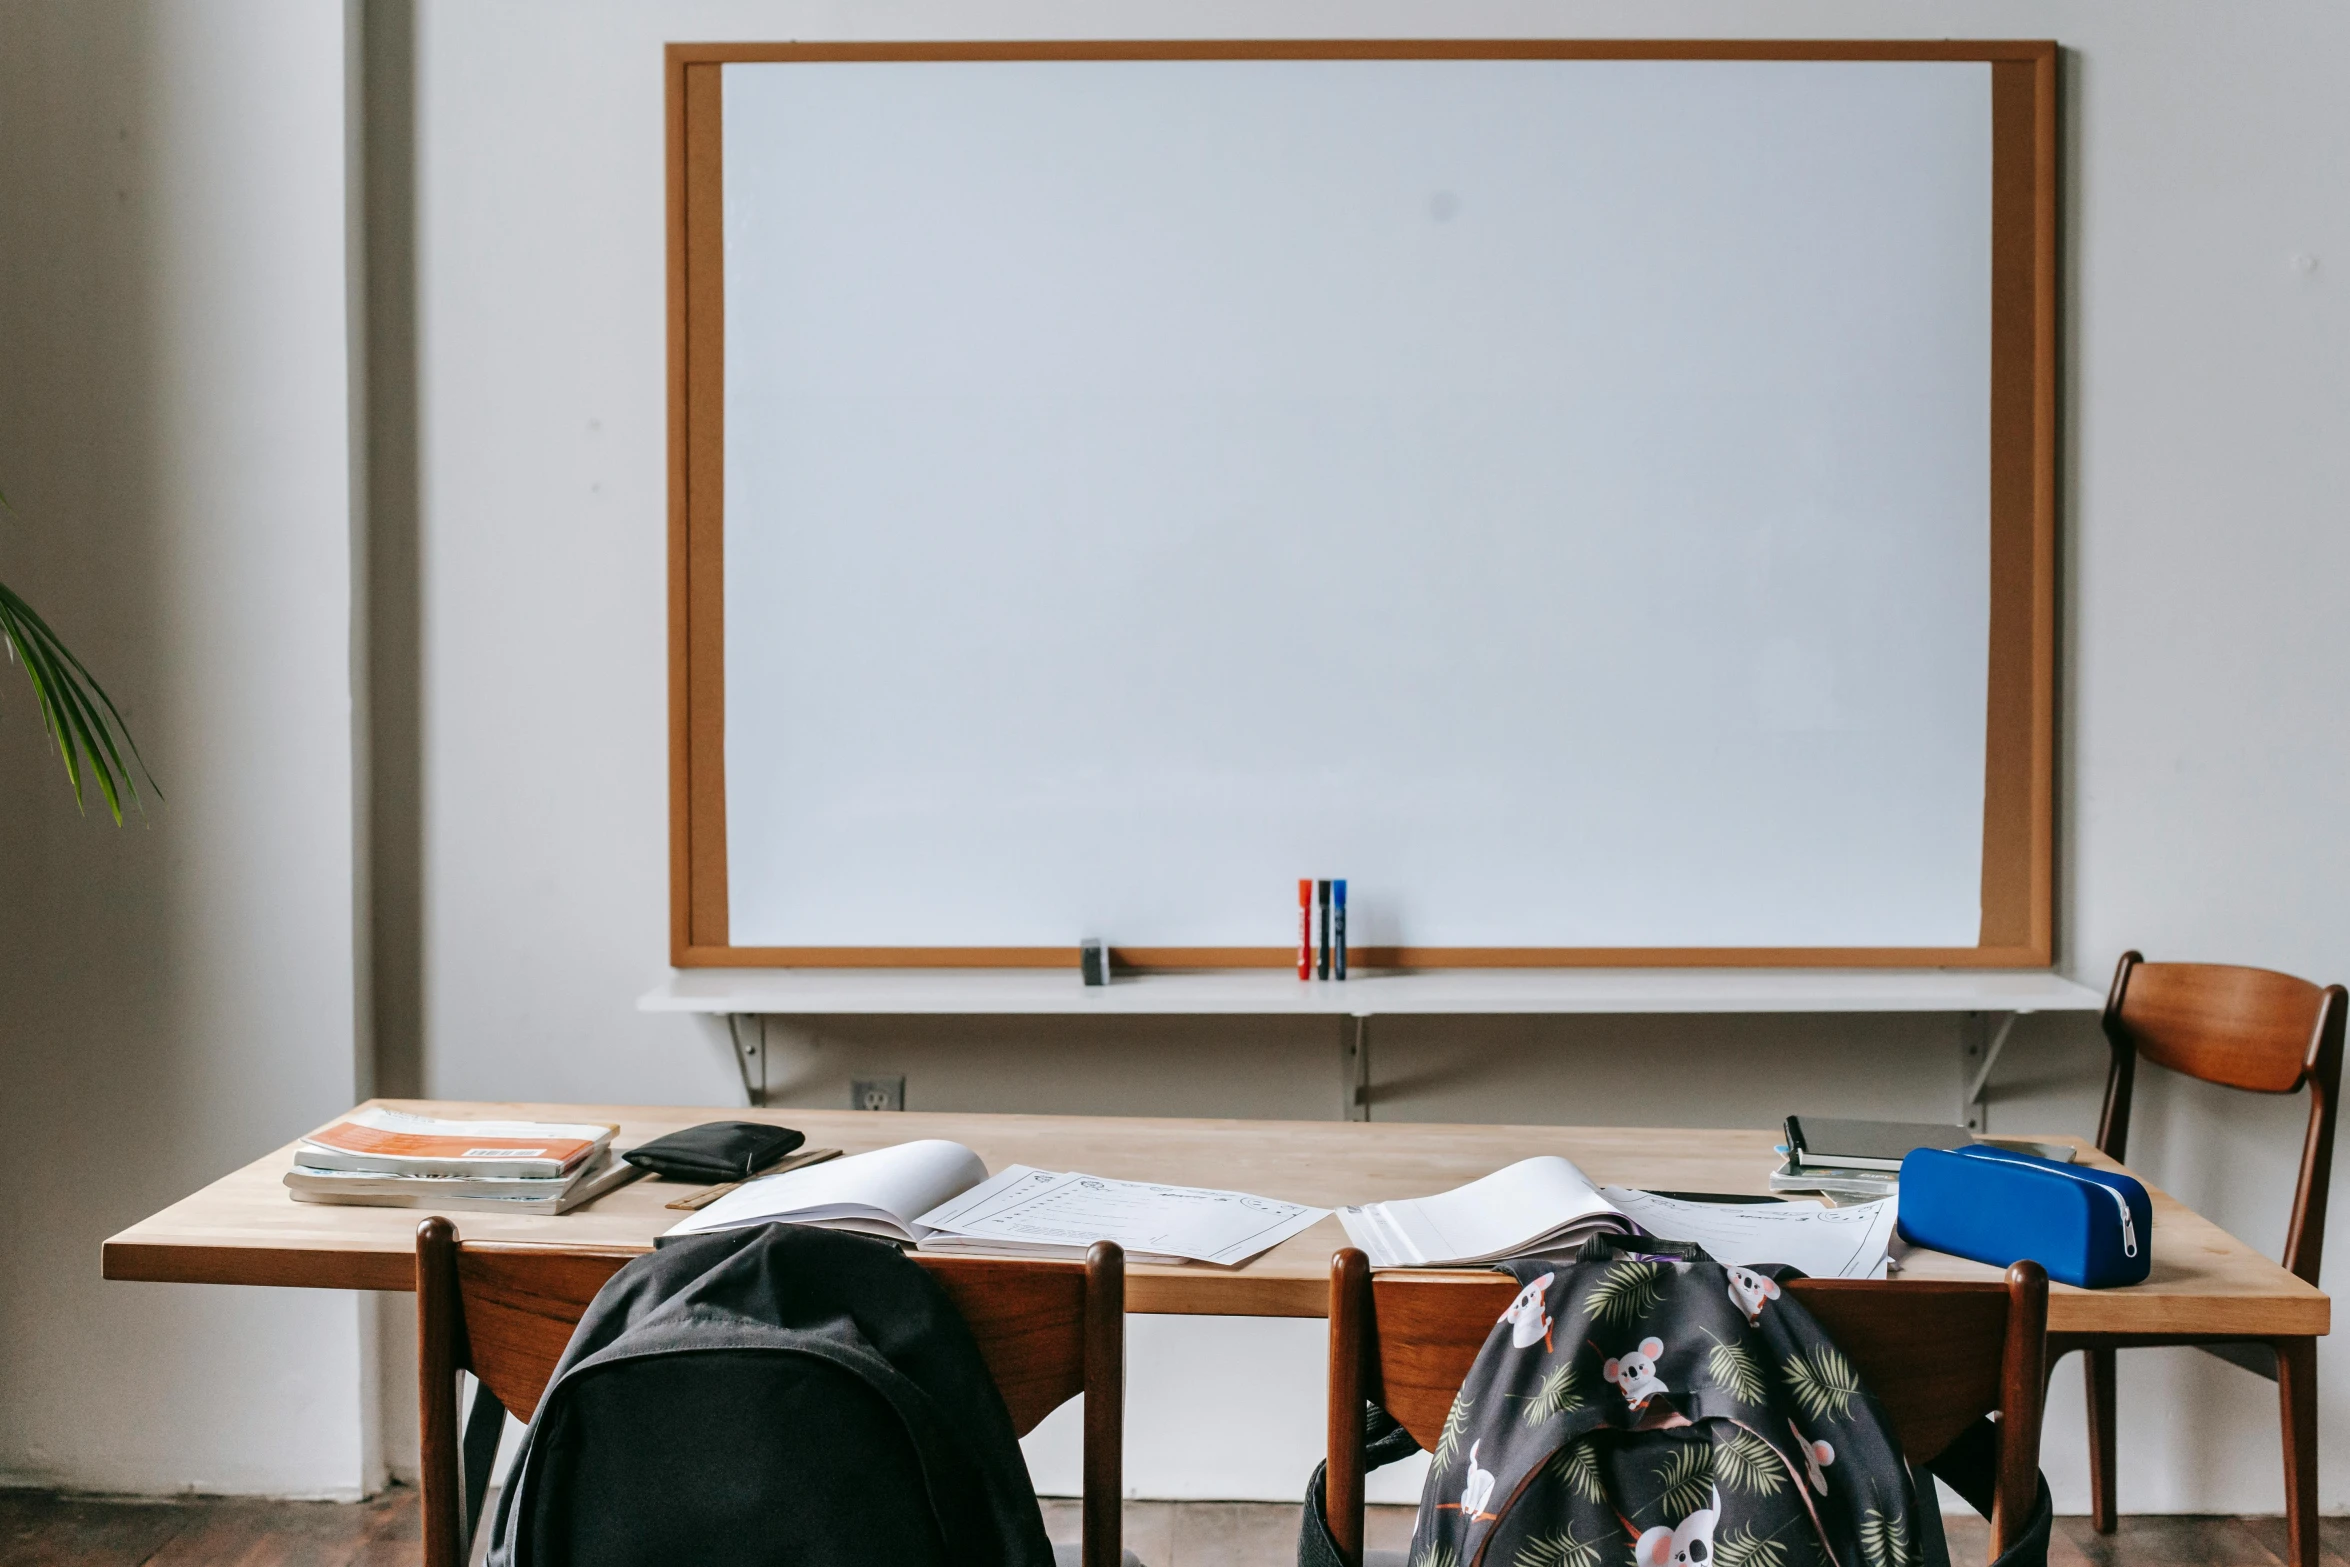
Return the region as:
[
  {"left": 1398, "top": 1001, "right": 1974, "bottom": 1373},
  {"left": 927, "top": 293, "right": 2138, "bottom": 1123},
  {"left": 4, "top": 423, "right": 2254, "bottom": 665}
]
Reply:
[{"left": 721, "top": 58, "right": 1991, "bottom": 949}]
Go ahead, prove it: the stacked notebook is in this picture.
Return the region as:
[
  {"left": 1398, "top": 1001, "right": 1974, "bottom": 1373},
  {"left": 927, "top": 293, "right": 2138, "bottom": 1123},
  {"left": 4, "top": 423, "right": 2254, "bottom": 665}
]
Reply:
[
  {"left": 1771, "top": 1117, "right": 2078, "bottom": 1200},
  {"left": 284, "top": 1108, "right": 638, "bottom": 1214}
]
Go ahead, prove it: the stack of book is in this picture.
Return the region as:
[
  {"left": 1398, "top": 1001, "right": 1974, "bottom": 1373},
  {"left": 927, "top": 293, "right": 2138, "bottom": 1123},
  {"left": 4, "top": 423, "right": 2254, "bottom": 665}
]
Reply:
[
  {"left": 1772, "top": 1117, "right": 2085, "bottom": 1202},
  {"left": 284, "top": 1107, "right": 636, "bottom": 1214}
]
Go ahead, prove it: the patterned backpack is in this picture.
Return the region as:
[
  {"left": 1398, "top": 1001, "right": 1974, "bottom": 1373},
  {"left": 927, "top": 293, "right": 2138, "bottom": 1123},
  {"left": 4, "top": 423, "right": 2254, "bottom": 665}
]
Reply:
[{"left": 1301, "top": 1234, "right": 2051, "bottom": 1567}]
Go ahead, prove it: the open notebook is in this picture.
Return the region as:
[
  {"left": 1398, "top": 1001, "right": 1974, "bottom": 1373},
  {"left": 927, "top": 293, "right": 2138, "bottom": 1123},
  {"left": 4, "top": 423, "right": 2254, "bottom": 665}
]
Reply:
[
  {"left": 662, "top": 1139, "right": 1327, "bottom": 1267},
  {"left": 1337, "top": 1156, "right": 1635, "bottom": 1267},
  {"left": 664, "top": 1140, "right": 987, "bottom": 1246},
  {"left": 1338, "top": 1156, "right": 1897, "bottom": 1280}
]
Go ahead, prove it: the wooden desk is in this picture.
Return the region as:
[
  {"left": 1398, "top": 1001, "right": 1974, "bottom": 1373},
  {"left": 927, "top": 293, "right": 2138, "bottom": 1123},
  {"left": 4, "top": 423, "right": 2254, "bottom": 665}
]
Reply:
[{"left": 103, "top": 1100, "right": 2328, "bottom": 1340}]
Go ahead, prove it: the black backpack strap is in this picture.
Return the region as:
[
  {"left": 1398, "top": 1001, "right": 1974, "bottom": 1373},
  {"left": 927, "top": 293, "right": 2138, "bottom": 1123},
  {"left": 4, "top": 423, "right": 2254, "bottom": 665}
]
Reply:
[
  {"left": 1297, "top": 1401, "right": 1423, "bottom": 1567},
  {"left": 1988, "top": 1479, "right": 2055, "bottom": 1567},
  {"left": 1571, "top": 1232, "right": 1713, "bottom": 1266},
  {"left": 1922, "top": 1417, "right": 2054, "bottom": 1567},
  {"left": 1297, "top": 1459, "right": 1347, "bottom": 1567},
  {"left": 1363, "top": 1400, "right": 1422, "bottom": 1470},
  {"left": 462, "top": 1378, "right": 508, "bottom": 1551}
]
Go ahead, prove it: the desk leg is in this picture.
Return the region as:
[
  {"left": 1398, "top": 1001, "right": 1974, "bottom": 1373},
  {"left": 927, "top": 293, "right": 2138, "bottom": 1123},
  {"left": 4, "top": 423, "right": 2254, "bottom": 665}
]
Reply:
[
  {"left": 728, "top": 1014, "right": 767, "bottom": 1108},
  {"left": 1960, "top": 1011, "right": 2019, "bottom": 1133},
  {"left": 2278, "top": 1335, "right": 2319, "bottom": 1567},
  {"left": 1339, "top": 1016, "right": 1370, "bottom": 1123}
]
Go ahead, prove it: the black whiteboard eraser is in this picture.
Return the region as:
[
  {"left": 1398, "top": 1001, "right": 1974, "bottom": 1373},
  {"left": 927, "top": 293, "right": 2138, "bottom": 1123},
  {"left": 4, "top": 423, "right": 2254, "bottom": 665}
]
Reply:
[{"left": 1079, "top": 938, "right": 1111, "bottom": 986}]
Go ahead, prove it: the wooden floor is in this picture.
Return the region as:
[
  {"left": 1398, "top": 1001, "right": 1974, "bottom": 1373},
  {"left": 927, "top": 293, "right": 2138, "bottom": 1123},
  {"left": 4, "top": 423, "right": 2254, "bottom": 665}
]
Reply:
[{"left": 0, "top": 1486, "right": 2339, "bottom": 1566}]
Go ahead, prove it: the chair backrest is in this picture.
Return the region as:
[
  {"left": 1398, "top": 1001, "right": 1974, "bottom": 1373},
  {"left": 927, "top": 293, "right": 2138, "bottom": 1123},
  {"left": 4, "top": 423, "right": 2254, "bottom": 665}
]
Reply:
[
  {"left": 415, "top": 1221, "right": 1124, "bottom": 1567},
  {"left": 2099, "top": 950, "right": 2347, "bottom": 1282},
  {"left": 1325, "top": 1252, "right": 2048, "bottom": 1566}
]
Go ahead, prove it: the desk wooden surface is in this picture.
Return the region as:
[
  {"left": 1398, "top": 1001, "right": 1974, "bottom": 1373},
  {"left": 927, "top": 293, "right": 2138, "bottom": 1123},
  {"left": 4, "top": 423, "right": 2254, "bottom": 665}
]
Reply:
[{"left": 103, "top": 1100, "right": 2327, "bottom": 1335}]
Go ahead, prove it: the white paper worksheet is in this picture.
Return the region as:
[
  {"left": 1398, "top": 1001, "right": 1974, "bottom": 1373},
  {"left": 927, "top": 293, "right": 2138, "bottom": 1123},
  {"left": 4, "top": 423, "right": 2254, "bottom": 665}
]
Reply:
[
  {"left": 917, "top": 1166, "right": 1329, "bottom": 1267},
  {"left": 1601, "top": 1189, "right": 1900, "bottom": 1280}
]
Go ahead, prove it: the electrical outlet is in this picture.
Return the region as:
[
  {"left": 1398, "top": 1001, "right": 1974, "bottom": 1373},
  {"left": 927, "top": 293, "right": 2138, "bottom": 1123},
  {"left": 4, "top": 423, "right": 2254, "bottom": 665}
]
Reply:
[{"left": 851, "top": 1075, "right": 905, "bottom": 1112}]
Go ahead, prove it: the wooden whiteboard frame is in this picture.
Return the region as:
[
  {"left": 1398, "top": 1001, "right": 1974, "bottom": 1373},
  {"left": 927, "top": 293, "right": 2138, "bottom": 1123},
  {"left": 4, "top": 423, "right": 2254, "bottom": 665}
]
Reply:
[{"left": 666, "top": 40, "right": 2060, "bottom": 971}]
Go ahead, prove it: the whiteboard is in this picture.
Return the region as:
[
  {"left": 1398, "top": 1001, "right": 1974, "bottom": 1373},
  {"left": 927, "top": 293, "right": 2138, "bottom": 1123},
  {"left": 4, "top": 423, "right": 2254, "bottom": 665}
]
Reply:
[{"left": 710, "top": 55, "right": 2001, "bottom": 954}]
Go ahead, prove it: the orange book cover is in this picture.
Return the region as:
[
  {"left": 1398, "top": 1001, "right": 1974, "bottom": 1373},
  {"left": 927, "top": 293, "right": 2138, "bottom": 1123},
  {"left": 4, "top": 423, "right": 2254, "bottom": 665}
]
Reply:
[
  {"left": 306, "top": 1122, "right": 601, "bottom": 1167},
  {"left": 294, "top": 1109, "right": 619, "bottom": 1177}
]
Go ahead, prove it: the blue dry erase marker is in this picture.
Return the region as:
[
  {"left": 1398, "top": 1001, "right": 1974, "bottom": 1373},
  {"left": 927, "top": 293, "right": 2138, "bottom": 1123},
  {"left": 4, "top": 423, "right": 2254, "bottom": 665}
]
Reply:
[{"left": 1333, "top": 880, "right": 1347, "bottom": 980}]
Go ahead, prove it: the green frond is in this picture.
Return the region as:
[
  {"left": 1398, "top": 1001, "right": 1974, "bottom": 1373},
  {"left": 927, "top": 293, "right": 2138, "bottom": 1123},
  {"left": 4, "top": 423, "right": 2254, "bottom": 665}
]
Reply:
[
  {"left": 1411, "top": 1542, "right": 1462, "bottom": 1567},
  {"left": 0, "top": 578, "right": 157, "bottom": 823},
  {"left": 1586, "top": 1262, "right": 1666, "bottom": 1328},
  {"left": 1522, "top": 1359, "right": 1587, "bottom": 1425},
  {"left": 1549, "top": 1437, "right": 1607, "bottom": 1503},
  {"left": 1514, "top": 1525, "right": 1610, "bottom": 1567},
  {"left": 1782, "top": 1346, "right": 1863, "bottom": 1423},
  {"left": 1432, "top": 1393, "right": 1474, "bottom": 1476},
  {"left": 1859, "top": 1510, "right": 1915, "bottom": 1567},
  {"left": 1650, "top": 1440, "right": 1713, "bottom": 1520},
  {"left": 1711, "top": 1427, "right": 1787, "bottom": 1497},
  {"left": 1715, "top": 1525, "right": 1791, "bottom": 1567},
  {"left": 1705, "top": 1338, "right": 1766, "bottom": 1405}
]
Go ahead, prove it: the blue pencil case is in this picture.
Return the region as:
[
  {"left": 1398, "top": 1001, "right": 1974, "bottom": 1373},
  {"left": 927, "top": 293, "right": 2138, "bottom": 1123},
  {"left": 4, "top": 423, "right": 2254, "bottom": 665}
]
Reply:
[{"left": 1897, "top": 1144, "right": 2151, "bottom": 1289}]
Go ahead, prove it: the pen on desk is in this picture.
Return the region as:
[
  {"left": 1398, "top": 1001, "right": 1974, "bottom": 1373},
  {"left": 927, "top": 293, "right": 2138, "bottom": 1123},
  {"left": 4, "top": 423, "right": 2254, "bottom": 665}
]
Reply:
[
  {"left": 1333, "top": 879, "right": 1347, "bottom": 981},
  {"left": 1297, "top": 879, "right": 1312, "bottom": 981},
  {"left": 1317, "top": 879, "right": 1331, "bottom": 981}
]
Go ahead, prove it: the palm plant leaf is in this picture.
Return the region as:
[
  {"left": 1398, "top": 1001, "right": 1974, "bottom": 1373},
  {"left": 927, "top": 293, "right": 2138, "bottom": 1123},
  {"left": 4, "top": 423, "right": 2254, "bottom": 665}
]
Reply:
[
  {"left": 1650, "top": 1439, "right": 1713, "bottom": 1519},
  {"left": 1858, "top": 1509, "right": 1915, "bottom": 1567},
  {"left": 1432, "top": 1393, "right": 1474, "bottom": 1476},
  {"left": 1411, "top": 1543, "right": 1462, "bottom": 1567},
  {"left": 1549, "top": 1437, "right": 1607, "bottom": 1503},
  {"left": 1703, "top": 1334, "right": 1766, "bottom": 1405},
  {"left": 1522, "top": 1359, "right": 1587, "bottom": 1425},
  {"left": 0, "top": 577, "right": 155, "bottom": 822},
  {"left": 1782, "top": 1346, "right": 1863, "bottom": 1423},
  {"left": 1715, "top": 1525, "right": 1791, "bottom": 1567},
  {"left": 1712, "top": 1427, "right": 1787, "bottom": 1497},
  {"left": 1585, "top": 1262, "right": 1666, "bottom": 1328},
  {"left": 1514, "top": 1525, "right": 1610, "bottom": 1567}
]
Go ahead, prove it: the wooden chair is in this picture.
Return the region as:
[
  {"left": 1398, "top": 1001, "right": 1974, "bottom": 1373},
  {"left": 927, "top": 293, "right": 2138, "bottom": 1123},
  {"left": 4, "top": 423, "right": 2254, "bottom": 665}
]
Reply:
[
  {"left": 2054, "top": 951, "right": 2345, "bottom": 1567},
  {"left": 416, "top": 1219, "right": 1130, "bottom": 1567},
  {"left": 1323, "top": 1251, "right": 2049, "bottom": 1567}
]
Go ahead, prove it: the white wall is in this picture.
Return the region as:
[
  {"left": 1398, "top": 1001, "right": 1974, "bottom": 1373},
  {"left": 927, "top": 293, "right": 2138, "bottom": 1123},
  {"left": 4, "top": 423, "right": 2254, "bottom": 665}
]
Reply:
[
  {"left": 0, "top": 1, "right": 378, "bottom": 1497},
  {"left": 5, "top": 0, "right": 2345, "bottom": 1516},
  {"left": 399, "top": 0, "right": 2350, "bottom": 1516}
]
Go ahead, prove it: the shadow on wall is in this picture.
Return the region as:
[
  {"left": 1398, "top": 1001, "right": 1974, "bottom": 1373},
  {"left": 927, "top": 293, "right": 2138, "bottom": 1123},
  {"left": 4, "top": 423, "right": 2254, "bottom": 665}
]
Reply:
[
  {"left": 0, "top": 0, "right": 376, "bottom": 1496},
  {"left": 365, "top": 0, "right": 423, "bottom": 1103},
  {"left": 0, "top": 0, "right": 183, "bottom": 1316}
]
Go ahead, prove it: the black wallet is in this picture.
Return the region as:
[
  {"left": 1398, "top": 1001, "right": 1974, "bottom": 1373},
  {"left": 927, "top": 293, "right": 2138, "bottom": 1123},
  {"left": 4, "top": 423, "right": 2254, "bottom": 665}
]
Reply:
[{"left": 623, "top": 1121, "right": 806, "bottom": 1183}]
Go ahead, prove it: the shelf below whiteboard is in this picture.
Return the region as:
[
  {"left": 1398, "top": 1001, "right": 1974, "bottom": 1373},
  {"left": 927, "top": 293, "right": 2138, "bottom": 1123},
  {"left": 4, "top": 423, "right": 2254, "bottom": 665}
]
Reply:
[{"left": 638, "top": 967, "right": 2106, "bottom": 1019}]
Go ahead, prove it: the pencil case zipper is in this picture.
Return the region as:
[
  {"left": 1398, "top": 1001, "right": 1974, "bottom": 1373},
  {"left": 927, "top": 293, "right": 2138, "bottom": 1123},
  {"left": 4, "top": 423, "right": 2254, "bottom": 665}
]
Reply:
[{"left": 1959, "top": 1148, "right": 2139, "bottom": 1258}]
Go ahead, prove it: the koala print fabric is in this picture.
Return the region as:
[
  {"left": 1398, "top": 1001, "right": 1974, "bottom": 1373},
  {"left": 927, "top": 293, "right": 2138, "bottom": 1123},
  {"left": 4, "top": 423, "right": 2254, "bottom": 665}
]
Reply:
[{"left": 1404, "top": 1236, "right": 1930, "bottom": 1567}]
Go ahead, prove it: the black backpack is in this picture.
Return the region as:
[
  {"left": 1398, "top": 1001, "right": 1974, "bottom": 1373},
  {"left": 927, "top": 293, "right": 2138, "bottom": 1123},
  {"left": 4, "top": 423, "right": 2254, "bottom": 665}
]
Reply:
[
  {"left": 1300, "top": 1237, "right": 2053, "bottom": 1567},
  {"left": 486, "top": 1224, "right": 1057, "bottom": 1567}
]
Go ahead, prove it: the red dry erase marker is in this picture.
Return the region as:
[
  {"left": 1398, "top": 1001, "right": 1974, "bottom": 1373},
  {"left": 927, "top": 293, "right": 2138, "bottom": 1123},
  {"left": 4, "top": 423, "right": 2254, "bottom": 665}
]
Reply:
[{"left": 1297, "top": 879, "right": 1313, "bottom": 980}]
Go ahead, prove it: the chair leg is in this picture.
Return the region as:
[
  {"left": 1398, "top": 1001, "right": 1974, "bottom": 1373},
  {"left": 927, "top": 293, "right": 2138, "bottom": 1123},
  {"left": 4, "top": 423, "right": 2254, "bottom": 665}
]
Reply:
[
  {"left": 1326, "top": 1250, "right": 1372, "bottom": 1567},
  {"left": 1082, "top": 1241, "right": 1126, "bottom": 1567},
  {"left": 2084, "top": 1346, "right": 2117, "bottom": 1533},
  {"left": 416, "top": 1218, "right": 467, "bottom": 1567},
  {"left": 2277, "top": 1337, "right": 2319, "bottom": 1567}
]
